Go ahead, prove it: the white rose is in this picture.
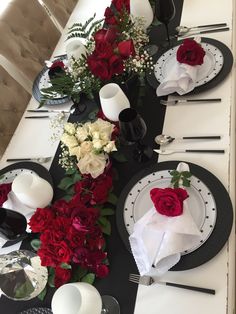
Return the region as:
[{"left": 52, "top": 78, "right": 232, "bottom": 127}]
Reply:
[
  {"left": 95, "top": 118, "right": 114, "bottom": 135},
  {"left": 64, "top": 122, "right": 76, "bottom": 135},
  {"left": 69, "top": 146, "right": 81, "bottom": 159},
  {"left": 80, "top": 141, "right": 93, "bottom": 158},
  {"left": 91, "top": 131, "right": 100, "bottom": 140},
  {"left": 61, "top": 134, "right": 78, "bottom": 148},
  {"left": 92, "top": 138, "right": 103, "bottom": 150},
  {"left": 77, "top": 152, "right": 107, "bottom": 178},
  {"left": 104, "top": 141, "right": 117, "bottom": 153},
  {"left": 76, "top": 126, "right": 89, "bottom": 143}
]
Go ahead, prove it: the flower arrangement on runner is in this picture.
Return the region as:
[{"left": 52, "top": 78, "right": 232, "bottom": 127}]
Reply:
[{"left": 41, "top": 0, "right": 153, "bottom": 104}]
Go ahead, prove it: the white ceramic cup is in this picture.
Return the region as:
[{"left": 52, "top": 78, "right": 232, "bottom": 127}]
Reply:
[
  {"left": 51, "top": 282, "right": 102, "bottom": 314},
  {"left": 99, "top": 83, "right": 130, "bottom": 121}
]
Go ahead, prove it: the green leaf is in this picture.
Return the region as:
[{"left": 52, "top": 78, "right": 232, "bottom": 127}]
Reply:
[
  {"left": 58, "top": 177, "right": 75, "bottom": 190},
  {"left": 72, "top": 172, "right": 82, "bottom": 183},
  {"left": 98, "top": 216, "right": 111, "bottom": 235},
  {"left": 182, "top": 177, "right": 191, "bottom": 187},
  {"left": 60, "top": 263, "right": 72, "bottom": 270},
  {"left": 48, "top": 267, "right": 55, "bottom": 288},
  {"left": 71, "top": 267, "right": 88, "bottom": 282},
  {"left": 100, "top": 208, "right": 114, "bottom": 216},
  {"left": 111, "top": 151, "right": 128, "bottom": 162},
  {"left": 107, "top": 192, "right": 118, "bottom": 205},
  {"left": 170, "top": 170, "right": 179, "bottom": 176},
  {"left": 81, "top": 273, "right": 95, "bottom": 285},
  {"left": 181, "top": 171, "right": 192, "bottom": 178},
  {"left": 38, "top": 286, "right": 47, "bottom": 301},
  {"left": 62, "top": 194, "right": 73, "bottom": 201},
  {"left": 66, "top": 168, "right": 77, "bottom": 175},
  {"left": 30, "top": 239, "right": 41, "bottom": 251}
]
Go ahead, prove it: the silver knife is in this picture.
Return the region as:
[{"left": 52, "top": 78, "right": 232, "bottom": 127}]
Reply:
[
  {"left": 25, "top": 116, "right": 50, "bottom": 119},
  {"left": 154, "top": 149, "right": 225, "bottom": 155},
  {"left": 178, "top": 27, "right": 229, "bottom": 38},
  {"left": 27, "top": 109, "right": 70, "bottom": 113},
  {"left": 160, "top": 98, "right": 221, "bottom": 106}
]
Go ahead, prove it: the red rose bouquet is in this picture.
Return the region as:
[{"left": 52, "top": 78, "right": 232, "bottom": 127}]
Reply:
[
  {"left": 41, "top": 0, "right": 153, "bottom": 104},
  {"left": 29, "top": 168, "right": 116, "bottom": 295}
]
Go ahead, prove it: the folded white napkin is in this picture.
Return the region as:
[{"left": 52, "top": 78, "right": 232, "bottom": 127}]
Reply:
[
  {"left": 129, "top": 162, "right": 201, "bottom": 276},
  {"left": 156, "top": 62, "right": 199, "bottom": 96}
]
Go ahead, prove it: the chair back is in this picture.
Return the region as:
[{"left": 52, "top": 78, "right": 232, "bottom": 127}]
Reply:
[
  {"left": 0, "top": 0, "right": 60, "bottom": 82},
  {"left": 42, "top": 0, "right": 78, "bottom": 28},
  {"left": 0, "top": 65, "right": 31, "bottom": 157}
]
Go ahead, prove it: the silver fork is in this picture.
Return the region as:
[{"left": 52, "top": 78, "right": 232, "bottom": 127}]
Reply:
[
  {"left": 6, "top": 157, "right": 52, "bottom": 163},
  {"left": 129, "top": 274, "right": 215, "bottom": 295}
]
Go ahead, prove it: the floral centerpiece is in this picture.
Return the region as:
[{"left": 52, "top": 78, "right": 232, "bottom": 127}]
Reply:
[{"left": 41, "top": 0, "right": 153, "bottom": 104}]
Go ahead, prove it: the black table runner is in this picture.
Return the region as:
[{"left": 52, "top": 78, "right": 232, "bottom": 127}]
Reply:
[{"left": 0, "top": 1, "right": 184, "bottom": 313}]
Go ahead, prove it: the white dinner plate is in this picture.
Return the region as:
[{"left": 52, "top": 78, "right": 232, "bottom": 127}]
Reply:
[
  {"left": 123, "top": 169, "right": 217, "bottom": 255},
  {"left": 154, "top": 42, "right": 224, "bottom": 87}
]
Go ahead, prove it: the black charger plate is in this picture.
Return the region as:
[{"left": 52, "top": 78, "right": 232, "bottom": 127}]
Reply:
[
  {"left": 116, "top": 161, "right": 233, "bottom": 271},
  {"left": 147, "top": 37, "right": 234, "bottom": 95}
]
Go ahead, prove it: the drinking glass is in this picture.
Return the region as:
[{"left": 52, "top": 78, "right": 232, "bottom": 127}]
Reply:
[
  {"left": 155, "top": 0, "right": 176, "bottom": 45},
  {"left": 118, "top": 108, "right": 153, "bottom": 162},
  {"left": 99, "top": 83, "right": 130, "bottom": 122},
  {"left": 0, "top": 208, "right": 27, "bottom": 241},
  {"left": 51, "top": 282, "right": 120, "bottom": 314}
]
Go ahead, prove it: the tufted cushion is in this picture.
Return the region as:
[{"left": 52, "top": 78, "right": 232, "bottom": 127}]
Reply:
[
  {"left": 43, "top": 0, "right": 78, "bottom": 28},
  {"left": 0, "top": 65, "right": 31, "bottom": 157},
  {"left": 0, "top": 0, "right": 60, "bottom": 82}
]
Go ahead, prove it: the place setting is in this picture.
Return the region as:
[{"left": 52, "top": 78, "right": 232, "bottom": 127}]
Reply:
[
  {"left": 146, "top": 34, "right": 234, "bottom": 97},
  {"left": 116, "top": 160, "right": 233, "bottom": 272}
]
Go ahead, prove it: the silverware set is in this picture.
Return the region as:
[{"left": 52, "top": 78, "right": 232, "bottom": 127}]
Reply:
[
  {"left": 154, "top": 149, "right": 225, "bottom": 155},
  {"left": 176, "top": 22, "right": 229, "bottom": 37},
  {"left": 129, "top": 274, "right": 215, "bottom": 295}
]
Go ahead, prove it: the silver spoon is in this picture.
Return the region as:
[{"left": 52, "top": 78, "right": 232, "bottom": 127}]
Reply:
[
  {"left": 176, "top": 23, "right": 227, "bottom": 35},
  {"left": 155, "top": 134, "right": 221, "bottom": 145}
]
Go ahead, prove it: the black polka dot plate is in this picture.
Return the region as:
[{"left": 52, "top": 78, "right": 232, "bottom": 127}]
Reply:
[
  {"left": 147, "top": 37, "right": 234, "bottom": 95},
  {"left": 154, "top": 43, "right": 223, "bottom": 88},
  {"left": 19, "top": 308, "right": 52, "bottom": 314},
  {"left": 116, "top": 161, "right": 233, "bottom": 271}
]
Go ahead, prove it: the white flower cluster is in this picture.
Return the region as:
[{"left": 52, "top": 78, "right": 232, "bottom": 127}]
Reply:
[{"left": 60, "top": 118, "right": 117, "bottom": 178}]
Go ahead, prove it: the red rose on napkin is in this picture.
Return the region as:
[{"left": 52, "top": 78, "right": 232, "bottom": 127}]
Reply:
[
  {"left": 176, "top": 39, "right": 205, "bottom": 66},
  {"left": 0, "top": 183, "right": 12, "bottom": 206},
  {"left": 150, "top": 188, "right": 189, "bottom": 217}
]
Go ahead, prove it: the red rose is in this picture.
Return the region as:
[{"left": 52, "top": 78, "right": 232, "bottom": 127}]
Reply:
[
  {"left": 29, "top": 207, "right": 55, "bottom": 233},
  {"left": 54, "top": 266, "right": 71, "bottom": 288},
  {"left": 40, "top": 229, "right": 65, "bottom": 245},
  {"left": 104, "top": 7, "right": 117, "bottom": 25},
  {"left": 118, "top": 39, "right": 135, "bottom": 59},
  {"left": 94, "top": 28, "right": 117, "bottom": 44},
  {"left": 109, "top": 55, "right": 124, "bottom": 76},
  {"left": 52, "top": 199, "right": 72, "bottom": 217},
  {"left": 87, "top": 55, "right": 111, "bottom": 80},
  {"left": 150, "top": 188, "right": 189, "bottom": 217},
  {"left": 95, "top": 41, "right": 114, "bottom": 59},
  {"left": 0, "top": 183, "right": 11, "bottom": 206},
  {"left": 38, "top": 241, "right": 72, "bottom": 266},
  {"left": 95, "top": 264, "right": 109, "bottom": 278},
  {"left": 66, "top": 226, "right": 86, "bottom": 248},
  {"left": 176, "top": 39, "right": 205, "bottom": 66},
  {"left": 112, "top": 0, "right": 130, "bottom": 13},
  {"left": 50, "top": 60, "right": 65, "bottom": 69}
]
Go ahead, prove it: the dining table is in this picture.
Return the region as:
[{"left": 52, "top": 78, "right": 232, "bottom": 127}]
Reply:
[{"left": 0, "top": 0, "right": 235, "bottom": 313}]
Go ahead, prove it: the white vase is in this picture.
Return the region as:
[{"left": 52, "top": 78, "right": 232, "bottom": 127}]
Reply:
[
  {"left": 130, "top": 0, "right": 154, "bottom": 30},
  {"left": 99, "top": 83, "right": 130, "bottom": 122}
]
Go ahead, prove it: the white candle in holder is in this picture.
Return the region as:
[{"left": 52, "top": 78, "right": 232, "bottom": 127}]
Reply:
[{"left": 99, "top": 83, "right": 130, "bottom": 122}]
